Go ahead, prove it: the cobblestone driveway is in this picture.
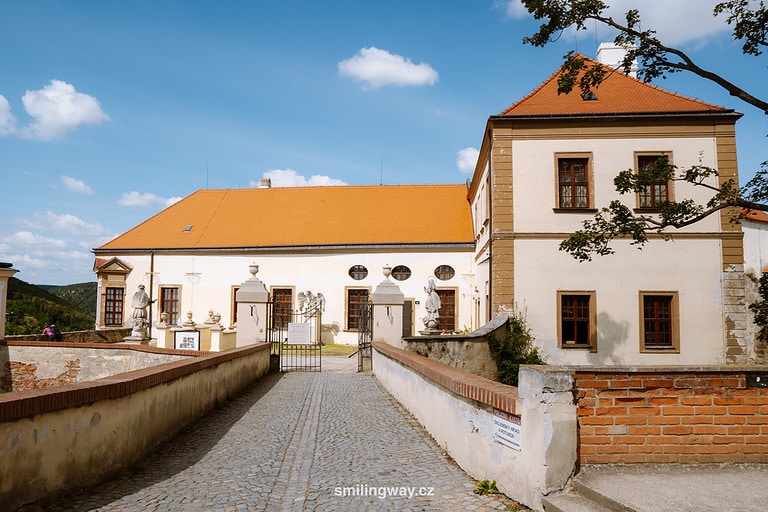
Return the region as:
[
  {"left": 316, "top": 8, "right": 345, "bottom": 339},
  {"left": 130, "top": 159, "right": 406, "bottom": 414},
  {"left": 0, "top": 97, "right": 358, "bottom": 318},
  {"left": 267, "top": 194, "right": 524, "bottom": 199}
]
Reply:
[{"left": 42, "top": 367, "right": 521, "bottom": 511}]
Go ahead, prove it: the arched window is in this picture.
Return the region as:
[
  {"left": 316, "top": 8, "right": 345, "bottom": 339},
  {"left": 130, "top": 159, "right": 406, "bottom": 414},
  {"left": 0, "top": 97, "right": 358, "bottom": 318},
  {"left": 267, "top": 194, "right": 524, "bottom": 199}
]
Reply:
[
  {"left": 391, "top": 265, "right": 411, "bottom": 281},
  {"left": 434, "top": 265, "right": 455, "bottom": 281},
  {"left": 349, "top": 265, "right": 368, "bottom": 280}
]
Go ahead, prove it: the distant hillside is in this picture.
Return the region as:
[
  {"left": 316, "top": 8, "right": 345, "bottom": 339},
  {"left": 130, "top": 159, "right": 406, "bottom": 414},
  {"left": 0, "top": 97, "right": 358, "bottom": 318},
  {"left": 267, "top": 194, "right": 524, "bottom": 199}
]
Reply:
[
  {"left": 41, "top": 282, "right": 97, "bottom": 316},
  {"left": 6, "top": 278, "right": 96, "bottom": 335}
]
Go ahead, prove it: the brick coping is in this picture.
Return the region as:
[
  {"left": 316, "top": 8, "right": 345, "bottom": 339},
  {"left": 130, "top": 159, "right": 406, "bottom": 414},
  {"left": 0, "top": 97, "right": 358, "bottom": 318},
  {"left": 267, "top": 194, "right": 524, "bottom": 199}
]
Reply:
[
  {"left": 0, "top": 342, "right": 270, "bottom": 422},
  {"left": 2, "top": 339, "right": 205, "bottom": 357},
  {"left": 372, "top": 341, "right": 518, "bottom": 415}
]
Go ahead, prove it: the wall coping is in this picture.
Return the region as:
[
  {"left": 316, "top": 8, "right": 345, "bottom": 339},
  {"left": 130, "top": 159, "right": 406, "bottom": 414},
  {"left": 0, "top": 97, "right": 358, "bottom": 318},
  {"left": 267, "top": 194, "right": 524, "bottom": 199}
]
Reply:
[
  {"left": 0, "top": 342, "right": 270, "bottom": 422},
  {"left": 2, "top": 339, "right": 196, "bottom": 356},
  {"left": 568, "top": 365, "right": 768, "bottom": 374},
  {"left": 403, "top": 312, "right": 510, "bottom": 343},
  {"left": 372, "top": 341, "right": 518, "bottom": 414}
]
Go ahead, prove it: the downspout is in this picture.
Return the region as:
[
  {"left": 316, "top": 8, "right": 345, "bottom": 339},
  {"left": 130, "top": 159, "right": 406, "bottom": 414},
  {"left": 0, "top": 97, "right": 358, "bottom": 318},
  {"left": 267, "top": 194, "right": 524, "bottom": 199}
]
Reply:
[
  {"left": 149, "top": 251, "right": 155, "bottom": 340},
  {"left": 487, "top": 127, "right": 493, "bottom": 321}
]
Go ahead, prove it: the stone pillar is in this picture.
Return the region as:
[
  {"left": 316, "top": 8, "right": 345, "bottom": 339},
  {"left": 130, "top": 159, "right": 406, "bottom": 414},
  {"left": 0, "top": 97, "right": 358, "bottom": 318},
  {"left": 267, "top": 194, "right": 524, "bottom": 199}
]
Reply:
[
  {"left": 154, "top": 312, "right": 172, "bottom": 348},
  {"left": 371, "top": 266, "right": 404, "bottom": 347},
  {"left": 0, "top": 263, "right": 19, "bottom": 340},
  {"left": 235, "top": 263, "right": 269, "bottom": 347}
]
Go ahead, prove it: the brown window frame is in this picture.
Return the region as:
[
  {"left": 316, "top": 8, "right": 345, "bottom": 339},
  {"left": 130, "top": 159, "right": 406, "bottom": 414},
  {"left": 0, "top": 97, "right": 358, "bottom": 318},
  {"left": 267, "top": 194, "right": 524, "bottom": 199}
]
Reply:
[
  {"left": 639, "top": 291, "right": 680, "bottom": 353},
  {"left": 434, "top": 265, "right": 455, "bottom": 281},
  {"left": 271, "top": 287, "right": 294, "bottom": 330},
  {"left": 346, "top": 287, "right": 370, "bottom": 331},
  {"left": 636, "top": 153, "right": 674, "bottom": 209},
  {"left": 348, "top": 265, "right": 368, "bottom": 280},
  {"left": 436, "top": 288, "right": 457, "bottom": 333},
  {"left": 555, "top": 154, "right": 594, "bottom": 210},
  {"left": 159, "top": 286, "right": 181, "bottom": 326},
  {"left": 104, "top": 287, "right": 125, "bottom": 326},
  {"left": 557, "top": 291, "right": 597, "bottom": 350},
  {"left": 391, "top": 265, "right": 412, "bottom": 281}
]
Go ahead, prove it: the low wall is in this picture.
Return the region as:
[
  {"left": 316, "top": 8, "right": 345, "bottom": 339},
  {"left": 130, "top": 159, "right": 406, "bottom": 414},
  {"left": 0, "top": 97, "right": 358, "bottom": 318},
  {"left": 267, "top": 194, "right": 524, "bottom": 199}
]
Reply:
[
  {"left": 1, "top": 341, "right": 193, "bottom": 392},
  {"left": 6, "top": 328, "right": 131, "bottom": 344},
  {"left": 0, "top": 342, "right": 271, "bottom": 512},
  {"left": 574, "top": 368, "right": 768, "bottom": 465},
  {"left": 372, "top": 342, "right": 576, "bottom": 511},
  {"left": 402, "top": 314, "right": 509, "bottom": 381}
]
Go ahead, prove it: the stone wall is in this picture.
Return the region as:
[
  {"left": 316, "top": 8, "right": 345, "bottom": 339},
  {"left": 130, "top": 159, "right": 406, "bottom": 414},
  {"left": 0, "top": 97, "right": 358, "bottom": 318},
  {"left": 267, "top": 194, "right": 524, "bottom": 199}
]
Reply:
[
  {"left": 574, "top": 368, "right": 768, "bottom": 464},
  {"left": 0, "top": 342, "right": 193, "bottom": 392},
  {"left": 6, "top": 328, "right": 131, "bottom": 344}
]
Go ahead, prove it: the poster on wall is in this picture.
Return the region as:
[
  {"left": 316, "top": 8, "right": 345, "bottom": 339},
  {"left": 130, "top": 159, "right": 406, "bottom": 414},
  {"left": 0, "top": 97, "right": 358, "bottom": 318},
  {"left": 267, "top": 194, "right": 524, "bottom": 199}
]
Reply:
[
  {"left": 174, "top": 330, "right": 200, "bottom": 351},
  {"left": 493, "top": 408, "right": 522, "bottom": 451},
  {"left": 287, "top": 322, "right": 312, "bottom": 344}
]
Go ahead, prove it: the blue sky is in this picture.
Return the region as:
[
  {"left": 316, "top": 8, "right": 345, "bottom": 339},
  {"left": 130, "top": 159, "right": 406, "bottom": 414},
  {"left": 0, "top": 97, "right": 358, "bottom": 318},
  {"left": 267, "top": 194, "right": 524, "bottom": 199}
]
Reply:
[{"left": 0, "top": 0, "right": 764, "bottom": 285}]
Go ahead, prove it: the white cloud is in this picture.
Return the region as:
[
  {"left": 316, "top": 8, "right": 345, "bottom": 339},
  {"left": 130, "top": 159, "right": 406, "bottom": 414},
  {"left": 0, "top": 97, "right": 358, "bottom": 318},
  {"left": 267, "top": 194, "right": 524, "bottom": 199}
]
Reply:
[
  {"left": 253, "top": 169, "right": 348, "bottom": 188},
  {"left": 118, "top": 191, "right": 178, "bottom": 208},
  {"left": 456, "top": 147, "right": 480, "bottom": 174},
  {"left": 0, "top": 253, "right": 48, "bottom": 269},
  {"left": 17, "top": 211, "right": 109, "bottom": 236},
  {"left": 338, "top": 47, "right": 439, "bottom": 90},
  {"left": 503, "top": 0, "right": 730, "bottom": 47},
  {"left": 21, "top": 79, "right": 109, "bottom": 140},
  {"left": 0, "top": 95, "right": 16, "bottom": 136},
  {"left": 61, "top": 175, "right": 95, "bottom": 195},
  {"left": 2, "top": 231, "right": 67, "bottom": 249}
]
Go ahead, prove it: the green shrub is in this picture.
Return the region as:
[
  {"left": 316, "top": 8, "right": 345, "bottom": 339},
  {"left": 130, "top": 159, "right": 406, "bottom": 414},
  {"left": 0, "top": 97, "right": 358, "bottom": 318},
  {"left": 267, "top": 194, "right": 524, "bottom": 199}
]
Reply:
[
  {"left": 749, "top": 272, "right": 768, "bottom": 345},
  {"left": 488, "top": 310, "right": 546, "bottom": 386}
]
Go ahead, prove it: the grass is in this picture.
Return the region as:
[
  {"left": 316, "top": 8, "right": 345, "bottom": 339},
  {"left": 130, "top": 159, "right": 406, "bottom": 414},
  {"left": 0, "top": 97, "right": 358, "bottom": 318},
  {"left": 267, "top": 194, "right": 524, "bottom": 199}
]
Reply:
[{"left": 321, "top": 344, "right": 359, "bottom": 356}]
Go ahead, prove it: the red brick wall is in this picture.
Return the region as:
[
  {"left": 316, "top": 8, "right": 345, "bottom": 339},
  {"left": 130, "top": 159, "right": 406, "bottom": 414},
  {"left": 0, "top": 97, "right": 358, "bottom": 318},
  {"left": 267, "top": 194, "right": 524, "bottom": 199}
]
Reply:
[{"left": 574, "top": 371, "right": 768, "bottom": 464}]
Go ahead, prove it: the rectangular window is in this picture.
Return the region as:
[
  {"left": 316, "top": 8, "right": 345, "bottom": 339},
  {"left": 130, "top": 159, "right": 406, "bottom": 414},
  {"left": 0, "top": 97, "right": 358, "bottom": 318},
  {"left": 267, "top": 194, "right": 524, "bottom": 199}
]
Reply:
[
  {"left": 558, "top": 291, "right": 596, "bottom": 349},
  {"left": 347, "top": 288, "right": 369, "bottom": 331},
  {"left": 104, "top": 287, "right": 124, "bottom": 326},
  {"left": 557, "top": 157, "right": 590, "bottom": 208},
  {"left": 231, "top": 286, "right": 239, "bottom": 328},
  {"left": 640, "top": 292, "right": 679, "bottom": 352},
  {"left": 437, "top": 289, "right": 456, "bottom": 333},
  {"left": 637, "top": 155, "right": 670, "bottom": 208},
  {"left": 272, "top": 288, "right": 293, "bottom": 330},
  {"left": 160, "top": 286, "right": 180, "bottom": 326}
]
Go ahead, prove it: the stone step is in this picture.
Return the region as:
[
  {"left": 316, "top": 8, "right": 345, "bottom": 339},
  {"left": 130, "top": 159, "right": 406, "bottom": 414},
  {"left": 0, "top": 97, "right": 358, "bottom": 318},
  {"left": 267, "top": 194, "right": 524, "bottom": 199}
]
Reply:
[{"left": 542, "top": 491, "right": 615, "bottom": 512}]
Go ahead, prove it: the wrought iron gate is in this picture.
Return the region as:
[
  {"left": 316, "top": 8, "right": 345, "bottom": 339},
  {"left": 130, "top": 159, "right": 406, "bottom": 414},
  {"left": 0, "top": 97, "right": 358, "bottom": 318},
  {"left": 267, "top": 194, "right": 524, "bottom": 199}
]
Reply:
[
  {"left": 268, "top": 294, "right": 323, "bottom": 372},
  {"left": 357, "top": 301, "right": 373, "bottom": 372}
]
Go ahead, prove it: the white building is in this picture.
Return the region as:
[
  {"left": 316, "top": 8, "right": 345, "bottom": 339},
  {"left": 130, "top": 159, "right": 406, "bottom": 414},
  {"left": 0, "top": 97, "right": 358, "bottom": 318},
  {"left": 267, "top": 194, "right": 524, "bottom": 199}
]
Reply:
[
  {"left": 93, "top": 184, "right": 476, "bottom": 345},
  {"left": 467, "top": 54, "right": 750, "bottom": 365}
]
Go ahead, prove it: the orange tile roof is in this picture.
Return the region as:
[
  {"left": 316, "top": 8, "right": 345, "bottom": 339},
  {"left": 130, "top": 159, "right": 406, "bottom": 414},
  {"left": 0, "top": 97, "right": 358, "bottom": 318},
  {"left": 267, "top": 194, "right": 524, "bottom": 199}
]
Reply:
[
  {"left": 97, "top": 185, "right": 474, "bottom": 251},
  {"left": 498, "top": 55, "right": 728, "bottom": 117},
  {"left": 742, "top": 208, "right": 768, "bottom": 224}
]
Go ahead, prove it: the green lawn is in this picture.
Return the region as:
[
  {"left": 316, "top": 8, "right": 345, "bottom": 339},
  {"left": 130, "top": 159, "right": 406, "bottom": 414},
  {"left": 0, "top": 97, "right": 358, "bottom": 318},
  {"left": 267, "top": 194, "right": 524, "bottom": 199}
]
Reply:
[{"left": 322, "top": 344, "right": 359, "bottom": 356}]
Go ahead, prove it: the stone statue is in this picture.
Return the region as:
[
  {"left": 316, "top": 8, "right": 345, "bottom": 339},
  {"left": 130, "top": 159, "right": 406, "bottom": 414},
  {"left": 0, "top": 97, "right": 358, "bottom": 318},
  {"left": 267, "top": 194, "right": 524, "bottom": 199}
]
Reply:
[
  {"left": 130, "top": 284, "right": 154, "bottom": 339},
  {"left": 422, "top": 277, "right": 441, "bottom": 331}
]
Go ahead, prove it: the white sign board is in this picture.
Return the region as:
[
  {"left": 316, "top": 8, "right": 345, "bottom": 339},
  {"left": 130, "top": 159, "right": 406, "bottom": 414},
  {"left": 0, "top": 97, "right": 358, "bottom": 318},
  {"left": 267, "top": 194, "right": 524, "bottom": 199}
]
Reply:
[
  {"left": 287, "top": 322, "right": 312, "bottom": 344},
  {"left": 493, "top": 409, "right": 521, "bottom": 451}
]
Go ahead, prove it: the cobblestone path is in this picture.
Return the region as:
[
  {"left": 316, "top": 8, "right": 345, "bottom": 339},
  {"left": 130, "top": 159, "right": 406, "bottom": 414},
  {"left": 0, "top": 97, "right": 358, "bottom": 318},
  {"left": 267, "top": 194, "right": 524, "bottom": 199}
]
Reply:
[{"left": 42, "top": 368, "right": 522, "bottom": 511}]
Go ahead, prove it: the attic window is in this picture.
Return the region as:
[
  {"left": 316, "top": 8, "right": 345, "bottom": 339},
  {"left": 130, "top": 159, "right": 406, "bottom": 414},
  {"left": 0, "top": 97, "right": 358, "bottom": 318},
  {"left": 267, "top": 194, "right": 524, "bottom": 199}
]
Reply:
[
  {"left": 581, "top": 91, "right": 598, "bottom": 101},
  {"left": 183, "top": 225, "right": 193, "bottom": 232}
]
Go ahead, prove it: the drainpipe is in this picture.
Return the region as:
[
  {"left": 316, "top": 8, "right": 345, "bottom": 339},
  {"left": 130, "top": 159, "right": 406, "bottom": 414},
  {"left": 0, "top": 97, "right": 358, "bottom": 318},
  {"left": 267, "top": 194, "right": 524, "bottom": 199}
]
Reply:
[{"left": 149, "top": 251, "right": 155, "bottom": 340}]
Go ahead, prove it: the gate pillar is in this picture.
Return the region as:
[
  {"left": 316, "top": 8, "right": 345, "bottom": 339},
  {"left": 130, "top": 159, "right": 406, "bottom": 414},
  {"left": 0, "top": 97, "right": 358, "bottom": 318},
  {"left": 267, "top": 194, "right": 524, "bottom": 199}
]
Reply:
[
  {"left": 0, "top": 262, "right": 19, "bottom": 340},
  {"left": 371, "top": 266, "right": 404, "bottom": 347},
  {"left": 235, "top": 263, "right": 269, "bottom": 347}
]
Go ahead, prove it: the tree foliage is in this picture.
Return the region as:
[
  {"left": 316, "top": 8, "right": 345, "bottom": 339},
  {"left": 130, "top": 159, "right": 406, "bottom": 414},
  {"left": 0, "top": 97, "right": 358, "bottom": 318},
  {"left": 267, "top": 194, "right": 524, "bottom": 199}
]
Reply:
[
  {"left": 520, "top": 0, "right": 768, "bottom": 260},
  {"left": 487, "top": 310, "right": 546, "bottom": 386}
]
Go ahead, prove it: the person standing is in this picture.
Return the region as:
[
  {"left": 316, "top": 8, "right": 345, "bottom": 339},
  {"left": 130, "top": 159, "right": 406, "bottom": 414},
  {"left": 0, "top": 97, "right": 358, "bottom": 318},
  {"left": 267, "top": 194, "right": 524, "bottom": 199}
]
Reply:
[
  {"left": 43, "top": 325, "right": 55, "bottom": 341},
  {"left": 51, "top": 324, "right": 62, "bottom": 342}
]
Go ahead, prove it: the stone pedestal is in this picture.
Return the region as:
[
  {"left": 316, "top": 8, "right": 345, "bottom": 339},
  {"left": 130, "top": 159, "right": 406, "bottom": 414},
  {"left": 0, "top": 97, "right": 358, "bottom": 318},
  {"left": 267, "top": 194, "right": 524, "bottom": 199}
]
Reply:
[
  {"left": 371, "top": 267, "right": 405, "bottom": 347},
  {"left": 235, "top": 263, "right": 269, "bottom": 347}
]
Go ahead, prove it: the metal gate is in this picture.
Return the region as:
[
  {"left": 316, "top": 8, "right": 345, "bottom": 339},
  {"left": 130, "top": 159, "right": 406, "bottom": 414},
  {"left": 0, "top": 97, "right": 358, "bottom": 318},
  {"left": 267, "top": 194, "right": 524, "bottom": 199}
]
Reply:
[
  {"left": 357, "top": 301, "right": 373, "bottom": 372},
  {"left": 268, "top": 292, "right": 323, "bottom": 372}
]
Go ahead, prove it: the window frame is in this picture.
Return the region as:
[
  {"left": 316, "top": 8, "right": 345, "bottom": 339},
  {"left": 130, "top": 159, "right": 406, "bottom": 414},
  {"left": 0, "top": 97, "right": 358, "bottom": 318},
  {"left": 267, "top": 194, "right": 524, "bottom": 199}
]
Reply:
[
  {"left": 391, "top": 265, "right": 412, "bottom": 281},
  {"left": 557, "top": 291, "right": 597, "bottom": 351},
  {"left": 159, "top": 285, "right": 181, "bottom": 326},
  {"left": 271, "top": 287, "right": 294, "bottom": 330},
  {"left": 345, "top": 287, "right": 371, "bottom": 331},
  {"left": 554, "top": 153, "right": 595, "bottom": 211},
  {"left": 639, "top": 291, "right": 680, "bottom": 353},
  {"left": 434, "top": 265, "right": 455, "bottom": 281},
  {"left": 635, "top": 152, "right": 674, "bottom": 210},
  {"left": 436, "top": 288, "right": 457, "bottom": 333},
  {"left": 104, "top": 286, "right": 125, "bottom": 327},
  {"left": 348, "top": 265, "right": 368, "bottom": 280}
]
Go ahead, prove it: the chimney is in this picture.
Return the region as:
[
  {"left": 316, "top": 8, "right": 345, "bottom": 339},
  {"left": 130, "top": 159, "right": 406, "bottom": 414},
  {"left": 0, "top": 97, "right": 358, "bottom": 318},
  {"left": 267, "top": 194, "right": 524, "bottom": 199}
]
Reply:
[
  {"left": 596, "top": 42, "right": 638, "bottom": 78},
  {"left": 258, "top": 178, "right": 272, "bottom": 188}
]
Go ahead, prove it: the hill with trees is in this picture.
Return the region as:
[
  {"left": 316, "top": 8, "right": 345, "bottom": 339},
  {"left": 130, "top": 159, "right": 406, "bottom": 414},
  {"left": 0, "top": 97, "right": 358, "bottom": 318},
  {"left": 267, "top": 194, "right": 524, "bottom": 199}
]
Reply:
[{"left": 6, "top": 278, "right": 96, "bottom": 335}]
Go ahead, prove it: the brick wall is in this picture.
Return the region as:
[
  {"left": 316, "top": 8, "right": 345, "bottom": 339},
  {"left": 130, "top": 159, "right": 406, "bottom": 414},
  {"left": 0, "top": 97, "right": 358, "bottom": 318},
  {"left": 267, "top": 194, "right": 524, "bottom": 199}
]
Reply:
[{"left": 574, "top": 370, "right": 768, "bottom": 464}]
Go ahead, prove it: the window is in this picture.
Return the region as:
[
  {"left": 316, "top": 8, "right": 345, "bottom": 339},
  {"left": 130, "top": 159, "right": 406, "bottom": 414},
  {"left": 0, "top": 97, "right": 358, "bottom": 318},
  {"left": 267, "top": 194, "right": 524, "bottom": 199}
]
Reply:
[
  {"left": 272, "top": 288, "right": 293, "bottom": 330},
  {"left": 231, "top": 286, "right": 239, "bottom": 328},
  {"left": 346, "top": 288, "right": 369, "bottom": 330},
  {"left": 391, "top": 265, "right": 411, "bottom": 281},
  {"left": 434, "top": 265, "right": 455, "bottom": 281},
  {"left": 558, "top": 291, "right": 596, "bottom": 349},
  {"left": 556, "top": 155, "right": 592, "bottom": 209},
  {"left": 637, "top": 154, "right": 671, "bottom": 208},
  {"left": 104, "top": 287, "right": 124, "bottom": 326},
  {"left": 349, "top": 265, "right": 368, "bottom": 280},
  {"left": 160, "top": 286, "right": 180, "bottom": 326},
  {"left": 640, "top": 292, "right": 679, "bottom": 352},
  {"left": 437, "top": 289, "right": 456, "bottom": 333}
]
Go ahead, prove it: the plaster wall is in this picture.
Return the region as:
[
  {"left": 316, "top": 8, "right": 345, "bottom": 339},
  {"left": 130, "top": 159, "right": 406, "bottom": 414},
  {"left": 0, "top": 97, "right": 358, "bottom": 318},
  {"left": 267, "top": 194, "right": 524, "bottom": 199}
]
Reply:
[
  {"left": 103, "top": 251, "right": 475, "bottom": 345},
  {"left": 0, "top": 344, "right": 270, "bottom": 512}
]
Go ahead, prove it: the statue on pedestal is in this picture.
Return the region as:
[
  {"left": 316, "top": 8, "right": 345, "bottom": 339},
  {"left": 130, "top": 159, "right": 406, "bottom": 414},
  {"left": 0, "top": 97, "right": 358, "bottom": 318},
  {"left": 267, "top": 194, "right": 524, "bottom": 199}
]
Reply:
[
  {"left": 421, "top": 277, "right": 442, "bottom": 333},
  {"left": 130, "top": 284, "right": 154, "bottom": 339}
]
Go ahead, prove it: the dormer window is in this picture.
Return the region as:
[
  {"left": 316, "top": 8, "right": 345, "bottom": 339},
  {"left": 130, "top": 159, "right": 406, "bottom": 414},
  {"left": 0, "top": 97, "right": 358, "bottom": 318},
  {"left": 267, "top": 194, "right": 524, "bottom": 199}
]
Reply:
[
  {"left": 581, "top": 91, "right": 598, "bottom": 101},
  {"left": 183, "top": 225, "right": 193, "bottom": 232}
]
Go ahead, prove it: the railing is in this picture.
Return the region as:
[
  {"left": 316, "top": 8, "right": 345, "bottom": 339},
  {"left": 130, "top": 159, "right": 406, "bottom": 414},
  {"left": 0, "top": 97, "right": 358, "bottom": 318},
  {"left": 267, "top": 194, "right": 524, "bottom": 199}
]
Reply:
[{"left": 357, "top": 302, "right": 373, "bottom": 372}]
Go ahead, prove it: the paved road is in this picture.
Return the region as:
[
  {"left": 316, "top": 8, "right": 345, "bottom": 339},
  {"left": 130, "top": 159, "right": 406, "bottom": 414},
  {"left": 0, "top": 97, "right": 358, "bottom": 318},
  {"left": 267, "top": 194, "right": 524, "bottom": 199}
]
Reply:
[{"left": 40, "top": 358, "right": 522, "bottom": 511}]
